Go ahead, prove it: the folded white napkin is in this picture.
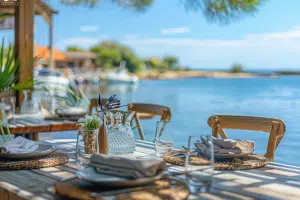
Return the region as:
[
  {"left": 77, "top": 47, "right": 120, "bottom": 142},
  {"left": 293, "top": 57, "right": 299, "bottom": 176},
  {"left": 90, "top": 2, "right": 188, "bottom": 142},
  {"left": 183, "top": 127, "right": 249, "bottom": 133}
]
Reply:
[
  {"left": 0, "top": 136, "right": 39, "bottom": 153},
  {"left": 195, "top": 136, "right": 254, "bottom": 155},
  {"left": 89, "top": 153, "right": 166, "bottom": 179}
]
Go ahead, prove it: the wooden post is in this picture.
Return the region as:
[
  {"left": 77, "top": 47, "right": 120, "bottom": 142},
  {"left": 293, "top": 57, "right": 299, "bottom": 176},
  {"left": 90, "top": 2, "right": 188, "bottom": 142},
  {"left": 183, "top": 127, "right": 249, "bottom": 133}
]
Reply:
[
  {"left": 48, "top": 14, "right": 55, "bottom": 70},
  {"left": 14, "top": 0, "right": 35, "bottom": 107}
]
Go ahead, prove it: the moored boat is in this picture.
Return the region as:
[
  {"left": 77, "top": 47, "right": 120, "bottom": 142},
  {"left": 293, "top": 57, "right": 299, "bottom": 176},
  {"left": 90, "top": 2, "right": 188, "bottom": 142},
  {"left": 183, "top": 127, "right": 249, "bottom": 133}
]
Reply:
[{"left": 104, "top": 61, "right": 139, "bottom": 84}]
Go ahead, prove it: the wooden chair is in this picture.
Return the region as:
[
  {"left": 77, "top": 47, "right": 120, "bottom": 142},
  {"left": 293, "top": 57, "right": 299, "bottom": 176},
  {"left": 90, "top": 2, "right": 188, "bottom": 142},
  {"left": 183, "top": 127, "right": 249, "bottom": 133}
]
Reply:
[
  {"left": 89, "top": 98, "right": 108, "bottom": 113},
  {"left": 128, "top": 103, "right": 172, "bottom": 140},
  {"left": 207, "top": 115, "right": 286, "bottom": 161}
]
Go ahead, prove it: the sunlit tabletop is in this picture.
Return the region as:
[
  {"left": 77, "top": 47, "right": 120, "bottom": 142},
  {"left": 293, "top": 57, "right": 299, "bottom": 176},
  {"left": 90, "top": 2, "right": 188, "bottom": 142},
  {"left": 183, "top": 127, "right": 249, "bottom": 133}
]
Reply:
[{"left": 0, "top": 139, "right": 299, "bottom": 200}]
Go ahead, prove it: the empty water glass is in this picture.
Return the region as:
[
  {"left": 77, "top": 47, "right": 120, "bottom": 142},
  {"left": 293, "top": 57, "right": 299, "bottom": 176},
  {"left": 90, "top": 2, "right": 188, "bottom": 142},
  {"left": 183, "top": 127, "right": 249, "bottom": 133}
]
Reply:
[
  {"left": 154, "top": 120, "right": 173, "bottom": 157},
  {"left": 0, "top": 103, "right": 5, "bottom": 121},
  {"left": 0, "top": 96, "right": 15, "bottom": 121},
  {"left": 185, "top": 135, "right": 214, "bottom": 194}
]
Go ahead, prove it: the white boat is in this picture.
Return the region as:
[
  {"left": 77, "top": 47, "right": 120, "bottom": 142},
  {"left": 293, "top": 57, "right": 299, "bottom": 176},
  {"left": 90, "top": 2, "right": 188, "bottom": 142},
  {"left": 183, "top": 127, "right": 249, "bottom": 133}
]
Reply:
[
  {"left": 34, "top": 68, "right": 70, "bottom": 97},
  {"left": 104, "top": 61, "right": 139, "bottom": 84}
]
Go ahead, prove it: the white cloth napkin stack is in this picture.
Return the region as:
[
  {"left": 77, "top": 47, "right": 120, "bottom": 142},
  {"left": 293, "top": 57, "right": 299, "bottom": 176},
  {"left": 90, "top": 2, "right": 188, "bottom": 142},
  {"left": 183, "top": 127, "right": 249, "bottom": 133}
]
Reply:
[
  {"left": 0, "top": 136, "right": 39, "bottom": 154},
  {"left": 195, "top": 136, "right": 255, "bottom": 155},
  {"left": 89, "top": 153, "right": 166, "bottom": 179}
]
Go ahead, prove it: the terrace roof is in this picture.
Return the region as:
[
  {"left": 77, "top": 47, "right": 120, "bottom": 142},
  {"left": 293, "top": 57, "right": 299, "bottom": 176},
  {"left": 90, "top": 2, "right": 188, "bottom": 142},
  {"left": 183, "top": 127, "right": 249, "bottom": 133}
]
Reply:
[
  {"left": 0, "top": 0, "right": 58, "bottom": 24},
  {"left": 0, "top": 0, "right": 58, "bottom": 105}
]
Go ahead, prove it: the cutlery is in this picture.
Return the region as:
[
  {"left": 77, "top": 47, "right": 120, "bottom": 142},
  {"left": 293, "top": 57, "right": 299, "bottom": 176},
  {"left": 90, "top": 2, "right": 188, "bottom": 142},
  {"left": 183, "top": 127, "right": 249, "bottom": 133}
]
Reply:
[
  {"left": 104, "top": 94, "right": 121, "bottom": 110},
  {"left": 98, "top": 94, "right": 105, "bottom": 115},
  {"left": 171, "top": 151, "right": 198, "bottom": 158}
]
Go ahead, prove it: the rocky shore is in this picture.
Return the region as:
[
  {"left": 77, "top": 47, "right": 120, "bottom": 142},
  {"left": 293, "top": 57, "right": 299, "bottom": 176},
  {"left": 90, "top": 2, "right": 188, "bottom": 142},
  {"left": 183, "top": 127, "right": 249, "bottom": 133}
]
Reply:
[{"left": 136, "top": 70, "right": 279, "bottom": 80}]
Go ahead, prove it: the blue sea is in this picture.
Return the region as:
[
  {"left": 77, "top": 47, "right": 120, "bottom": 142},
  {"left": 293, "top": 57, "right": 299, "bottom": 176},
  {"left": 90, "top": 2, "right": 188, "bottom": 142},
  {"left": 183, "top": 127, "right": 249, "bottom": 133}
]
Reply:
[{"left": 52, "top": 76, "right": 300, "bottom": 166}]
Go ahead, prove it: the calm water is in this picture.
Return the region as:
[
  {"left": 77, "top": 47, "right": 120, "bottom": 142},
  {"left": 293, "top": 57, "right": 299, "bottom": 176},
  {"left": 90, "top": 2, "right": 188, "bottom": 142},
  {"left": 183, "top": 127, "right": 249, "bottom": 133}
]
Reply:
[{"left": 53, "top": 76, "right": 300, "bottom": 166}]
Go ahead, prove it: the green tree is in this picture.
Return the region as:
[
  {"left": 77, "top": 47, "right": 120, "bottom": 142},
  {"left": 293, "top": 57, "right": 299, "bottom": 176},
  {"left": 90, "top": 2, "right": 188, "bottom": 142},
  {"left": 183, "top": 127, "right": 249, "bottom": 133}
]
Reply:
[
  {"left": 90, "top": 40, "right": 142, "bottom": 72},
  {"left": 60, "top": 0, "right": 154, "bottom": 11},
  {"left": 230, "top": 63, "right": 244, "bottom": 73},
  {"left": 59, "top": 0, "right": 264, "bottom": 23},
  {"left": 0, "top": 13, "right": 12, "bottom": 19},
  {"left": 184, "top": 0, "right": 265, "bottom": 24},
  {"left": 90, "top": 45, "right": 122, "bottom": 70},
  {"left": 162, "top": 56, "right": 179, "bottom": 69},
  {"left": 144, "top": 58, "right": 159, "bottom": 69},
  {"left": 66, "top": 45, "right": 85, "bottom": 52}
]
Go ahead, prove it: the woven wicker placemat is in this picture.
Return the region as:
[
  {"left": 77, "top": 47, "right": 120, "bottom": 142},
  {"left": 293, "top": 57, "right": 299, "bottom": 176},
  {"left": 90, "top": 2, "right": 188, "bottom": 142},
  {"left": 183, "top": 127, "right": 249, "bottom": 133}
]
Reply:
[
  {"left": 0, "top": 152, "right": 69, "bottom": 170},
  {"left": 164, "top": 150, "right": 270, "bottom": 170},
  {"left": 55, "top": 178, "right": 189, "bottom": 200}
]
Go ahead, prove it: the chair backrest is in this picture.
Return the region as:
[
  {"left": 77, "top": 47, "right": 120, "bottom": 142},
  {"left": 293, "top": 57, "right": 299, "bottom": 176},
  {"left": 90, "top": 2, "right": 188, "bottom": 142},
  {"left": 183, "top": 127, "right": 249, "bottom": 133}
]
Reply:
[
  {"left": 128, "top": 103, "right": 172, "bottom": 140},
  {"left": 207, "top": 115, "right": 286, "bottom": 161},
  {"left": 89, "top": 98, "right": 108, "bottom": 113}
]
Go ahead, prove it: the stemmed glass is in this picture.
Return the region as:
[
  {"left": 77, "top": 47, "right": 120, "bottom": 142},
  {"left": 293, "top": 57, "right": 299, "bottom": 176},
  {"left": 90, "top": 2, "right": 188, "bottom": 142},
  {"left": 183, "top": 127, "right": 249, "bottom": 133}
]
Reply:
[{"left": 185, "top": 135, "right": 214, "bottom": 194}]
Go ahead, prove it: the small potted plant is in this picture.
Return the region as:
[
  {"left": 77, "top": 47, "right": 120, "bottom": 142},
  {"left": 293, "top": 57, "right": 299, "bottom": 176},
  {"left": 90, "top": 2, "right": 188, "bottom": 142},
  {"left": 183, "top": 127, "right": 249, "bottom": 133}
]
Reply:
[{"left": 77, "top": 114, "right": 101, "bottom": 154}]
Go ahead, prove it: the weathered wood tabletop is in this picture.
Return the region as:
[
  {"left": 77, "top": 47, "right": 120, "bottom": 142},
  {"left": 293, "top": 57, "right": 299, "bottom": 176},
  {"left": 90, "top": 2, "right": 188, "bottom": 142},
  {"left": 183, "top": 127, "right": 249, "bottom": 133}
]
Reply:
[
  {"left": 2, "top": 115, "right": 78, "bottom": 140},
  {"left": 0, "top": 139, "right": 300, "bottom": 200}
]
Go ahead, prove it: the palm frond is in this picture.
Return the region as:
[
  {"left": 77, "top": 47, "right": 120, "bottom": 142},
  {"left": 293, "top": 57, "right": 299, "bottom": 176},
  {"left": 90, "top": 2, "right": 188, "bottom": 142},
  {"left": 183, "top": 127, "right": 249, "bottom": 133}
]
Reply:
[{"left": 0, "top": 39, "right": 19, "bottom": 90}]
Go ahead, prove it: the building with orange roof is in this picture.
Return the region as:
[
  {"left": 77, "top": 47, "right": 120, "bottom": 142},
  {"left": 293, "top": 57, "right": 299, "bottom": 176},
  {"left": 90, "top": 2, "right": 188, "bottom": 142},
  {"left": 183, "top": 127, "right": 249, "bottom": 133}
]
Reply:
[
  {"left": 35, "top": 45, "right": 68, "bottom": 68},
  {"left": 35, "top": 45, "right": 98, "bottom": 69}
]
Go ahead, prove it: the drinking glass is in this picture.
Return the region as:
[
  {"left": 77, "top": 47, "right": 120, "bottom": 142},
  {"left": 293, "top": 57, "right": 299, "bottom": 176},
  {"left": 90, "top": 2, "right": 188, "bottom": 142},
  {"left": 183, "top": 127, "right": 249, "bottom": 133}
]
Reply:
[
  {"left": 40, "top": 94, "right": 57, "bottom": 115},
  {"left": 76, "top": 128, "right": 99, "bottom": 168},
  {"left": 185, "top": 135, "right": 214, "bottom": 194},
  {"left": 154, "top": 120, "right": 173, "bottom": 157},
  {"left": 0, "top": 96, "right": 15, "bottom": 121},
  {"left": 20, "top": 90, "right": 40, "bottom": 114},
  {"left": 0, "top": 103, "right": 5, "bottom": 121}
]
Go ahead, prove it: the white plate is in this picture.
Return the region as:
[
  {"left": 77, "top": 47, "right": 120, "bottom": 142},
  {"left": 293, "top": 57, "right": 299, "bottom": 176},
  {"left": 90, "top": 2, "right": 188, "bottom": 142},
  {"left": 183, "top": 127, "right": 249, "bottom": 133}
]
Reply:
[
  {"left": 0, "top": 144, "right": 57, "bottom": 160},
  {"left": 76, "top": 167, "right": 164, "bottom": 187}
]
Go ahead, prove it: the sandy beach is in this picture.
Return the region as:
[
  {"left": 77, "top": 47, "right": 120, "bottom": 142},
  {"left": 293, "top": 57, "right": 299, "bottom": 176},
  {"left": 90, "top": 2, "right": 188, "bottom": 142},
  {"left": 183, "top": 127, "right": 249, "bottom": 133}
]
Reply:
[{"left": 135, "top": 70, "right": 278, "bottom": 80}]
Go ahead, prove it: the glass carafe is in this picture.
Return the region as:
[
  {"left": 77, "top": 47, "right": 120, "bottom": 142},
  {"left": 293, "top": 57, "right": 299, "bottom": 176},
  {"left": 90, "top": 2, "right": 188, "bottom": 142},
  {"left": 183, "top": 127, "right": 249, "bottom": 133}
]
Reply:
[
  {"left": 20, "top": 90, "right": 40, "bottom": 114},
  {"left": 106, "top": 111, "right": 136, "bottom": 155}
]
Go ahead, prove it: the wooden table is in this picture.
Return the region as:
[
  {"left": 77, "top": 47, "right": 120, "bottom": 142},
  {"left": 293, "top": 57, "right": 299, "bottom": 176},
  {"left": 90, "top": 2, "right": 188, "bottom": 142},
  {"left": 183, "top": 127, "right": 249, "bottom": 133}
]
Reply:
[
  {"left": 0, "top": 139, "right": 300, "bottom": 200},
  {"left": 2, "top": 116, "right": 78, "bottom": 140}
]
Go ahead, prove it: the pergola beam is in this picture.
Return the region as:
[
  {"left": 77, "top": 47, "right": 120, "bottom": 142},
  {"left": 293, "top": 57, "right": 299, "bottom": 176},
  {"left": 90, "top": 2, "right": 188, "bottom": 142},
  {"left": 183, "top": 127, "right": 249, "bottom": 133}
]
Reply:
[
  {"left": 14, "top": 0, "right": 35, "bottom": 106},
  {"left": 11, "top": 0, "right": 57, "bottom": 106},
  {"left": 35, "top": 0, "right": 57, "bottom": 25}
]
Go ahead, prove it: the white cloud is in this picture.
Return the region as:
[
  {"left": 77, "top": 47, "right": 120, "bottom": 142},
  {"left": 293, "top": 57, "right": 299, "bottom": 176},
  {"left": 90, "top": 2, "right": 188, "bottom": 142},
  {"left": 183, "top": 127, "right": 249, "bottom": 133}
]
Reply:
[
  {"left": 55, "top": 26, "right": 300, "bottom": 69},
  {"left": 245, "top": 30, "right": 300, "bottom": 40},
  {"left": 80, "top": 25, "right": 99, "bottom": 32},
  {"left": 55, "top": 36, "right": 109, "bottom": 50},
  {"left": 121, "top": 27, "right": 300, "bottom": 68},
  {"left": 160, "top": 27, "right": 190, "bottom": 35},
  {"left": 122, "top": 38, "right": 247, "bottom": 47},
  {"left": 123, "top": 28, "right": 300, "bottom": 48}
]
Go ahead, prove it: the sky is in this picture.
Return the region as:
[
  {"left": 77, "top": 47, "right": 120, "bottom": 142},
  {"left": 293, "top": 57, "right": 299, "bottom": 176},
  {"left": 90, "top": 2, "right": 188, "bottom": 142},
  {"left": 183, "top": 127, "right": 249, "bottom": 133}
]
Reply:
[{"left": 2, "top": 0, "right": 300, "bottom": 69}]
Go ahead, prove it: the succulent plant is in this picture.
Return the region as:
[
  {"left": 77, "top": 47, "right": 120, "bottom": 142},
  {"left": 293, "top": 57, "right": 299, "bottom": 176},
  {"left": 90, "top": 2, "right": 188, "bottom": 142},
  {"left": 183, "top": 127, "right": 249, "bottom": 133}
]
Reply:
[{"left": 78, "top": 114, "right": 101, "bottom": 130}]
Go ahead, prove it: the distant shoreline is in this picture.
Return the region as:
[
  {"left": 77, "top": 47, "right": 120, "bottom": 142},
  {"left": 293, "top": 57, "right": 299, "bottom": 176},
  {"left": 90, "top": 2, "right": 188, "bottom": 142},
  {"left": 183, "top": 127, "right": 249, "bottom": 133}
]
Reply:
[{"left": 135, "top": 70, "right": 282, "bottom": 80}]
